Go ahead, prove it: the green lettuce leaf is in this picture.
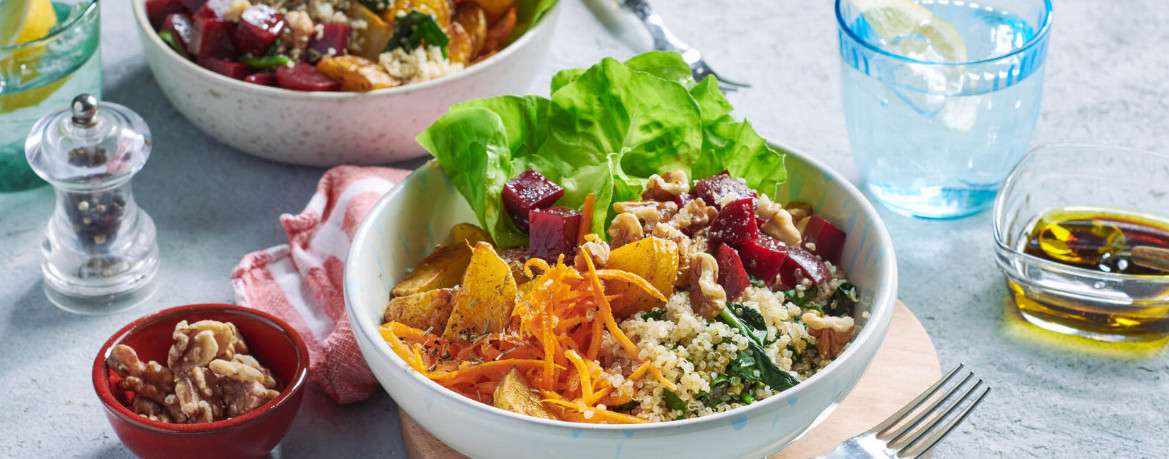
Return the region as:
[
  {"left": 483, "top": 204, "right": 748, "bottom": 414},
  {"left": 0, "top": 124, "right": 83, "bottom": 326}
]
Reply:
[
  {"left": 418, "top": 51, "right": 786, "bottom": 247},
  {"left": 509, "top": 0, "right": 561, "bottom": 45}
]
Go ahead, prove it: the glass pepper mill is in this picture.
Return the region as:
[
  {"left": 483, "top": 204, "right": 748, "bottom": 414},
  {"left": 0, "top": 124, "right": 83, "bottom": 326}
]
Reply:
[{"left": 25, "top": 94, "right": 159, "bottom": 314}]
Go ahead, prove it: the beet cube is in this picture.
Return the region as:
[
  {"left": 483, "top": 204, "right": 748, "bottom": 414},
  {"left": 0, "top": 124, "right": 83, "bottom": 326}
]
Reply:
[
  {"left": 695, "top": 171, "right": 756, "bottom": 207},
  {"left": 244, "top": 72, "right": 275, "bottom": 86},
  {"left": 501, "top": 169, "right": 564, "bottom": 233},
  {"left": 305, "top": 23, "right": 350, "bottom": 63},
  {"left": 193, "top": 0, "right": 230, "bottom": 18},
  {"left": 189, "top": 17, "right": 238, "bottom": 58},
  {"left": 197, "top": 57, "right": 249, "bottom": 79},
  {"left": 715, "top": 244, "right": 751, "bottom": 301},
  {"left": 235, "top": 5, "right": 285, "bottom": 56},
  {"left": 160, "top": 13, "right": 194, "bottom": 54},
  {"left": 178, "top": 0, "right": 207, "bottom": 13},
  {"left": 801, "top": 215, "right": 846, "bottom": 265},
  {"left": 529, "top": 206, "right": 581, "bottom": 262},
  {"left": 778, "top": 246, "right": 830, "bottom": 287},
  {"left": 275, "top": 62, "right": 340, "bottom": 91},
  {"left": 738, "top": 235, "right": 789, "bottom": 286},
  {"left": 709, "top": 198, "right": 758, "bottom": 247},
  {"left": 147, "top": 0, "right": 186, "bottom": 30}
]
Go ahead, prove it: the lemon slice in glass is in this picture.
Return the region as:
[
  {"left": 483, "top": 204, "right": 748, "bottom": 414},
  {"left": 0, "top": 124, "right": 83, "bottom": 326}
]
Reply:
[{"left": 0, "top": 0, "right": 59, "bottom": 47}]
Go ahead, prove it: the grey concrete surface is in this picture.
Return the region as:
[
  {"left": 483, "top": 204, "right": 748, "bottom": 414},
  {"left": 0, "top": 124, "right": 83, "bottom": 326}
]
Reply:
[{"left": 1, "top": 0, "right": 1166, "bottom": 457}]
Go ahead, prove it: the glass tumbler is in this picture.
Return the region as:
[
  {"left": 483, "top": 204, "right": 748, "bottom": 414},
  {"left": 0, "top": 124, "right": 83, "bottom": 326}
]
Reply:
[
  {"left": 993, "top": 145, "right": 1169, "bottom": 342},
  {"left": 837, "top": 0, "right": 1053, "bottom": 218},
  {"left": 0, "top": 0, "right": 101, "bottom": 192}
]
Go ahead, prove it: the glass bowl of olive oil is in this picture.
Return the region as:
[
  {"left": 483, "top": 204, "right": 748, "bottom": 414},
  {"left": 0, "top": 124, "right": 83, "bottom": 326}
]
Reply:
[{"left": 994, "top": 144, "right": 1169, "bottom": 342}]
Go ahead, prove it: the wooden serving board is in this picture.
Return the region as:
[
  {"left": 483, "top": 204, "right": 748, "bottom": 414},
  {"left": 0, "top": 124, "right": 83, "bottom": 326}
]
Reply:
[{"left": 400, "top": 301, "right": 942, "bottom": 458}]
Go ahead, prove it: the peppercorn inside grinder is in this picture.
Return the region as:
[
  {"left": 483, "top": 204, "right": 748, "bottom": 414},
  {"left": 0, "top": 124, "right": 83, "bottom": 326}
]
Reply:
[{"left": 25, "top": 95, "right": 159, "bottom": 314}]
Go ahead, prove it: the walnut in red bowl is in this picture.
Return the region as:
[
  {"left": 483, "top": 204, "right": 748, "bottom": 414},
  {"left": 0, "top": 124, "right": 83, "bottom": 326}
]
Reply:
[{"left": 93, "top": 304, "right": 309, "bottom": 459}]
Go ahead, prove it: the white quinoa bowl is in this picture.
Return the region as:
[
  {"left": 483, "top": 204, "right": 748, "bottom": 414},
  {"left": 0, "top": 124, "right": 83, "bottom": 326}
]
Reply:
[
  {"left": 344, "top": 144, "right": 898, "bottom": 458},
  {"left": 130, "top": 0, "right": 560, "bottom": 166}
]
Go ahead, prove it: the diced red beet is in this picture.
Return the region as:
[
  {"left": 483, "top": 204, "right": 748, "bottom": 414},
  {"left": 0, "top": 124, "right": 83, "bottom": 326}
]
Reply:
[
  {"left": 197, "top": 57, "right": 249, "bottom": 79},
  {"left": 672, "top": 192, "right": 694, "bottom": 208},
  {"left": 235, "top": 5, "right": 285, "bottom": 56},
  {"left": 715, "top": 244, "right": 751, "bottom": 301},
  {"left": 275, "top": 62, "right": 340, "bottom": 91},
  {"left": 178, "top": 0, "right": 206, "bottom": 13},
  {"left": 244, "top": 72, "right": 275, "bottom": 86},
  {"left": 778, "top": 246, "right": 830, "bottom": 287},
  {"left": 160, "top": 13, "right": 194, "bottom": 54},
  {"left": 528, "top": 206, "right": 581, "bottom": 262},
  {"left": 709, "top": 198, "right": 758, "bottom": 247},
  {"left": 695, "top": 171, "right": 756, "bottom": 207},
  {"left": 738, "top": 235, "right": 789, "bottom": 286},
  {"left": 193, "top": 0, "right": 230, "bottom": 18},
  {"left": 146, "top": 0, "right": 186, "bottom": 30},
  {"left": 501, "top": 169, "right": 564, "bottom": 233},
  {"left": 801, "top": 215, "right": 847, "bottom": 265},
  {"left": 306, "top": 23, "right": 350, "bottom": 63},
  {"left": 188, "top": 17, "right": 238, "bottom": 58}
]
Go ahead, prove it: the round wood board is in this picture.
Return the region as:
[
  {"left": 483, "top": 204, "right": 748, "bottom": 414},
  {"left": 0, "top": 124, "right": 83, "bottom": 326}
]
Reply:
[{"left": 399, "top": 301, "right": 941, "bottom": 458}]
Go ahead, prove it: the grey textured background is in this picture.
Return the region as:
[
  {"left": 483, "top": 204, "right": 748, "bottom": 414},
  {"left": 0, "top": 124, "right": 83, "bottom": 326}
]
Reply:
[{"left": 1, "top": 0, "right": 1166, "bottom": 457}]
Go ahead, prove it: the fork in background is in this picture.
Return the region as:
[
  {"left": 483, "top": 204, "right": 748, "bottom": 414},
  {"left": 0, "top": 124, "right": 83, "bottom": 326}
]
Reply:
[
  {"left": 620, "top": 0, "right": 750, "bottom": 92},
  {"left": 819, "top": 364, "right": 991, "bottom": 458}
]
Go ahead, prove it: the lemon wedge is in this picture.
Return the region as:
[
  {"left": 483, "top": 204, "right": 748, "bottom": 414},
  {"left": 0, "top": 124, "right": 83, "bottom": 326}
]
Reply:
[
  {"left": 0, "top": 0, "right": 59, "bottom": 48},
  {"left": 852, "top": 0, "right": 967, "bottom": 62}
]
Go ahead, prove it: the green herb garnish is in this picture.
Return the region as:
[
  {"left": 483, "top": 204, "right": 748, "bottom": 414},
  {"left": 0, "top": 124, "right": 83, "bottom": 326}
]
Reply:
[
  {"left": 158, "top": 30, "right": 188, "bottom": 60},
  {"left": 386, "top": 11, "right": 450, "bottom": 58},
  {"left": 783, "top": 286, "right": 817, "bottom": 307},
  {"left": 239, "top": 55, "right": 293, "bottom": 69},
  {"left": 642, "top": 308, "right": 667, "bottom": 320},
  {"left": 663, "top": 389, "right": 686, "bottom": 419},
  {"left": 749, "top": 276, "right": 766, "bottom": 289},
  {"left": 718, "top": 308, "right": 800, "bottom": 393},
  {"left": 825, "top": 282, "right": 858, "bottom": 316},
  {"left": 611, "top": 400, "right": 640, "bottom": 412}
]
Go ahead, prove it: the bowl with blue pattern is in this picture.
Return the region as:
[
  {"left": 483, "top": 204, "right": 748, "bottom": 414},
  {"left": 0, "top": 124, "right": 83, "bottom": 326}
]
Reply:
[{"left": 344, "top": 144, "right": 898, "bottom": 458}]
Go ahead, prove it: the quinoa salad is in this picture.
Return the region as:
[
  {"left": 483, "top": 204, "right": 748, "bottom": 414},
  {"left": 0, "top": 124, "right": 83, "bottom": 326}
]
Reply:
[
  {"left": 144, "top": 0, "right": 557, "bottom": 91},
  {"left": 378, "top": 168, "right": 860, "bottom": 423}
]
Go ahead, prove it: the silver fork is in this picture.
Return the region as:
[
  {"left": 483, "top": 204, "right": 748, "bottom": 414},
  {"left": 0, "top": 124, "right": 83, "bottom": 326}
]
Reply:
[
  {"left": 818, "top": 364, "right": 991, "bottom": 458},
  {"left": 620, "top": 0, "right": 750, "bottom": 92}
]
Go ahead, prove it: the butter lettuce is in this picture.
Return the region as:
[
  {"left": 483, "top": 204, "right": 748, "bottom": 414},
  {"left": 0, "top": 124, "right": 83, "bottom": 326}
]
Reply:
[{"left": 417, "top": 51, "right": 786, "bottom": 248}]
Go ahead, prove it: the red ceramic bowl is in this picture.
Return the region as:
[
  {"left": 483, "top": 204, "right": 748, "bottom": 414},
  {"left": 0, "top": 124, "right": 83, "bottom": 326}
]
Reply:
[{"left": 93, "top": 304, "right": 310, "bottom": 459}]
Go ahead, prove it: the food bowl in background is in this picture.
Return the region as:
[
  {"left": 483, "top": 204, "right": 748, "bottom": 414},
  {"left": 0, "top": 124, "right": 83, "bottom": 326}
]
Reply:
[
  {"left": 343, "top": 145, "right": 899, "bottom": 458},
  {"left": 92, "top": 303, "right": 310, "bottom": 459},
  {"left": 129, "top": 0, "right": 561, "bottom": 166}
]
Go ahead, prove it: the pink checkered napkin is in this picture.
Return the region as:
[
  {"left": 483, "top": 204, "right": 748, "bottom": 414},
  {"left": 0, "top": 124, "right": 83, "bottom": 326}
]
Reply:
[{"left": 231, "top": 166, "right": 411, "bottom": 404}]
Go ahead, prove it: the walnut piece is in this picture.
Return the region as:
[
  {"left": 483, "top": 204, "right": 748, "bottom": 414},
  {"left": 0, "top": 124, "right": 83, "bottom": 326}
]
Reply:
[
  {"left": 642, "top": 170, "right": 691, "bottom": 201},
  {"left": 608, "top": 213, "right": 644, "bottom": 249},
  {"left": 688, "top": 253, "right": 726, "bottom": 320},
  {"left": 802, "top": 311, "right": 856, "bottom": 359},
  {"left": 105, "top": 320, "right": 282, "bottom": 424},
  {"left": 573, "top": 239, "right": 610, "bottom": 272},
  {"left": 670, "top": 198, "right": 717, "bottom": 233},
  {"left": 612, "top": 200, "right": 678, "bottom": 231}
]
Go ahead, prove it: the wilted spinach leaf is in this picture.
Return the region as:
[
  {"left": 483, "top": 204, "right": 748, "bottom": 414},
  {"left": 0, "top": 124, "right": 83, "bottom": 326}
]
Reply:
[
  {"left": 826, "top": 282, "right": 858, "bottom": 316},
  {"left": 386, "top": 11, "right": 450, "bottom": 57}
]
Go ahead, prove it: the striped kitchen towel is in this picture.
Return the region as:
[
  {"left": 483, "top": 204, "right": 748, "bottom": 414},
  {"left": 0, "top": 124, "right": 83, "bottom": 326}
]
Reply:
[{"left": 231, "top": 165, "right": 411, "bottom": 404}]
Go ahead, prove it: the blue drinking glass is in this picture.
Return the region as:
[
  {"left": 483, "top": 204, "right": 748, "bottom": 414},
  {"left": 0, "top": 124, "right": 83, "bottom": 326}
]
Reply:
[{"left": 836, "top": 0, "right": 1053, "bottom": 219}]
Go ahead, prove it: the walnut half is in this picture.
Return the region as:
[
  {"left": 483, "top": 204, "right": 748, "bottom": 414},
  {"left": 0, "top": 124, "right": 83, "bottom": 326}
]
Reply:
[{"left": 802, "top": 311, "right": 856, "bottom": 359}]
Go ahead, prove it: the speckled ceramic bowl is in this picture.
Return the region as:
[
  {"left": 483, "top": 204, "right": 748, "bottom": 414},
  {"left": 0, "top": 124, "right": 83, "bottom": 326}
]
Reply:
[
  {"left": 130, "top": 0, "right": 560, "bottom": 166},
  {"left": 344, "top": 146, "right": 898, "bottom": 458}
]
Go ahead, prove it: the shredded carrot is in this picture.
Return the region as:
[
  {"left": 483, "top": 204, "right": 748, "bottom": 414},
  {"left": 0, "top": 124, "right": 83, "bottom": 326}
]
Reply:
[
  {"left": 581, "top": 253, "right": 643, "bottom": 360},
  {"left": 564, "top": 350, "right": 593, "bottom": 401},
  {"left": 577, "top": 193, "right": 595, "bottom": 246},
  {"left": 596, "top": 269, "right": 666, "bottom": 302}
]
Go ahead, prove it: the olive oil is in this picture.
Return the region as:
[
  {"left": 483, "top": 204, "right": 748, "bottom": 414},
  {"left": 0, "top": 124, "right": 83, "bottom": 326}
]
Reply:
[{"left": 1008, "top": 207, "right": 1169, "bottom": 341}]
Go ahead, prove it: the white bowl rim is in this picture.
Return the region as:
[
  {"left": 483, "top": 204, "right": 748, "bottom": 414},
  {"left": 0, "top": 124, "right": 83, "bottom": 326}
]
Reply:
[
  {"left": 130, "top": 0, "right": 561, "bottom": 100},
  {"left": 344, "top": 142, "right": 899, "bottom": 432}
]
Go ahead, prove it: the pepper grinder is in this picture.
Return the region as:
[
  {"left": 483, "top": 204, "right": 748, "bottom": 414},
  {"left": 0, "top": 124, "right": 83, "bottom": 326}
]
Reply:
[{"left": 25, "top": 94, "right": 159, "bottom": 314}]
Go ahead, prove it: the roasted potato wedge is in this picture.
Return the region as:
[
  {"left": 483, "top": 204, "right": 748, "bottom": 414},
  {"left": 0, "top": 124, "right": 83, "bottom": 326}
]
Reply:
[
  {"left": 391, "top": 243, "right": 473, "bottom": 298},
  {"left": 317, "top": 55, "right": 401, "bottom": 92},
  {"left": 446, "top": 22, "right": 473, "bottom": 65},
  {"left": 443, "top": 242, "right": 517, "bottom": 340},
  {"left": 382, "top": 287, "right": 457, "bottom": 331},
  {"left": 451, "top": 222, "right": 493, "bottom": 246},
  {"left": 605, "top": 237, "right": 678, "bottom": 317},
  {"left": 493, "top": 368, "right": 557, "bottom": 420},
  {"left": 348, "top": 1, "right": 394, "bottom": 60},
  {"left": 453, "top": 2, "right": 488, "bottom": 56}
]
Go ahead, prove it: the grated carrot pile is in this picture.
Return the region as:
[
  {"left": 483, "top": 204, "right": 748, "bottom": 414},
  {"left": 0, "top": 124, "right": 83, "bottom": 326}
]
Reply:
[{"left": 378, "top": 248, "right": 667, "bottom": 424}]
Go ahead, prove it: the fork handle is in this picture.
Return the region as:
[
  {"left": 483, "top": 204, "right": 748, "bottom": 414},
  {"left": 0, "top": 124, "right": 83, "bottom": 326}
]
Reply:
[{"left": 620, "top": 0, "right": 690, "bottom": 53}]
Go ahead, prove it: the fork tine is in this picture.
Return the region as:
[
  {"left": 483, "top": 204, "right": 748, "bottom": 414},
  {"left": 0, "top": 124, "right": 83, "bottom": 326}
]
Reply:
[
  {"left": 868, "top": 364, "right": 965, "bottom": 435},
  {"left": 882, "top": 372, "right": 976, "bottom": 444},
  {"left": 900, "top": 385, "right": 991, "bottom": 458},
  {"left": 890, "top": 378, "right": 982, "bottom": 450},
  {"left": 712, "top": 74, "right": 751, "bottom": 88},
  {"left": 717, "top": 84, "right": 739, "bottom": 93}
]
